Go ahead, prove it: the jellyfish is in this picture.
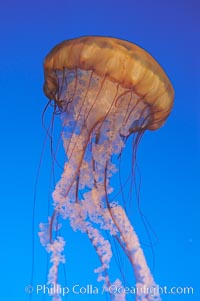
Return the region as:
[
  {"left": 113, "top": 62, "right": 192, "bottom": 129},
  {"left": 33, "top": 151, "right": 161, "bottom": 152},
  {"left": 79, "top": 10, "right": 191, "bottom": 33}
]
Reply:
[{"left": 39, "top": 36, "right": 174, "bottom": 301}]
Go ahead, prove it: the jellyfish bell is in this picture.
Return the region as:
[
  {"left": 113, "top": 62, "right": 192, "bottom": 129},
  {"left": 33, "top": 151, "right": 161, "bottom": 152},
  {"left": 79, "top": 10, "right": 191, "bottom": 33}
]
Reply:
[{"left": 39, "top": 36, "right": 174, "bottom": 301}]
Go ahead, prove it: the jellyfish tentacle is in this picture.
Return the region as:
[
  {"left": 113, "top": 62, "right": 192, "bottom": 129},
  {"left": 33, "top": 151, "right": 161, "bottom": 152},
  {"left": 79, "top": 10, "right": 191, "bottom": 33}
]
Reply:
[
  {"left": 62, "top": 69, "right": 94, "bottom": 157},
  {"left": 111, "top": 205, "right": 161, "bottom": 301},
  {"left": 64, "top": 68, "right": 78, "bottom": 110}
]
